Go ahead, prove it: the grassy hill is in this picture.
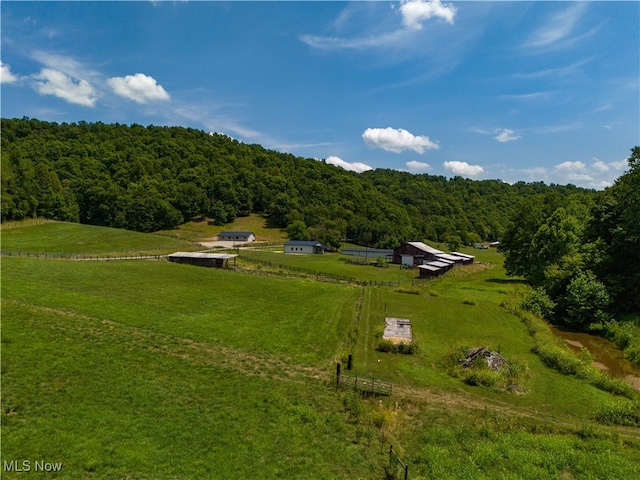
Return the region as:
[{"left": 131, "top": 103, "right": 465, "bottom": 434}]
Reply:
[{"left": 2, "top": 223, "right": 639, "bottom": 479}]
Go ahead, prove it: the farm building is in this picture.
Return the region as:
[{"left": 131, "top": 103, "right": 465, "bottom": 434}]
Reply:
[
  {"left": 341, "top": 248, "right": 393, "bottom": 260},
  {"left": 383, "top": 317, "right": 412, "bottom": 344},
  {"left": 284, "top": 240, "right": 327, "bottom": 253},
  {"left": 393, "top": 242, "right": 470, "bottom": 267},
  {"left": 217, "top": 231, "right": 255, "bottom": 243},
  {"left": 168, "top": 252, "right": 237, "bottom": 268},
  {"left": 284, "top": 240, "right": 327, "bottom": 254},
  {"left": 417, "top": 264, "right": 445, "bottom": 279},
  {"left": 393, "top": 241, "right": 443, "bottom": 266},
  {"left": 451, "top": 252, "right": 475, "bottom": 264}
]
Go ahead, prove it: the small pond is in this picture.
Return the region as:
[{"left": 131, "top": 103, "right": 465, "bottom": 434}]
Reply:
[{"left": 548, "top": 324, "right": 640, "bottom": 391}]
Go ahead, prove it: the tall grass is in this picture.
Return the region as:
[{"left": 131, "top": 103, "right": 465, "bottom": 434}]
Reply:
[{"left": 502, "top": 293, "right": 637, "bottom": 401}]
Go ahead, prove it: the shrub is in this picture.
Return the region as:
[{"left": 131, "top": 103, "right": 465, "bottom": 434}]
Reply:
[
  {"left": 395, "top": 287, "right": 420, "bottom": 295},
  {"left": 444, "top": 344, "right": 528, "bottom": 393},
  {"left": 522, "top": 287, "right": 556, "bottom": 319},
  {"left": 376, "top": 340, "right": 418, "bottom": 355},
  {"left": 594, "top": 401, "right": 640, "bottom": 426}
]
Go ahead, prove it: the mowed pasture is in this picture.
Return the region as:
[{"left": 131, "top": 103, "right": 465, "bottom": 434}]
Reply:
[
  {"left": 1, "top": 220, "right": 194, "bottom": 255},
  {"left": 2, "top": 256, "right": 374, "bottom": 479},
  {"left": 2, "top": 222, "right": 640, "bottom": 479}
]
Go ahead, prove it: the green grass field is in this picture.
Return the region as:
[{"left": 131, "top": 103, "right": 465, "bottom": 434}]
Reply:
[
  {"left": 2, "top": 222, "right": 640, "bottom": 479},
  {"left": 156, "top": 213, "right": 288, "bottom": 243},
  {"left": 1, "top": 220, "right": 194, "bottom": 254}
]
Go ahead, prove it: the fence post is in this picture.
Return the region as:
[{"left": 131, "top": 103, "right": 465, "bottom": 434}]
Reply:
[
  {"left": 336, "top": 363, "right": 341, "bottom": 389},
  {"left": 347, "top": 354, "right": 352, "bottom": 371}
]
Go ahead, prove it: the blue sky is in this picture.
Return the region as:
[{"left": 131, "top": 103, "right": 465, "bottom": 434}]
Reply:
[{"left": 2, "top": 1, "right": 638, "bottom": 188}]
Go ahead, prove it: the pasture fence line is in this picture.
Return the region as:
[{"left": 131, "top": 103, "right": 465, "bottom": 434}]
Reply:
[
  {"left": 238, "top": 254, "right": 400, "bottom": 287},
  {"left": 237, "top": 254, "right": 358, "bottom": 283},
  {"left": 335, "top": 363, "right": 392, "bottom": 396},
  {"left": 233, "top": 267, "right": 354, "bottom": 284},
  {"left": 0, "top": 250, "right": 167, "bottom": 261},
  {"left": 389, "top": 445, "right": 409, "bottom": 480}
]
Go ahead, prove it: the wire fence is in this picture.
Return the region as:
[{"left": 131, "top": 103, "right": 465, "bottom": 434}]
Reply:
[
  {"left": 1, "top": 250, "right": 167, "bottom": 261},
  {"left": 237, "top": 254, "right": 358, "bottom": 283},
  {"left": 389, "top": 445, "right": 409, "bottom": 480},
  {"left": 336, "top": 364, "right": 392, "bottom": 396}
]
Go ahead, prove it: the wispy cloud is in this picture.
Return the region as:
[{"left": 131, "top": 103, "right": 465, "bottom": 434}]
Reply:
[
  {"left": 443, "top": 160, "right": 484, "bottom": 177},
  {"left": 524, "top": 3, "right": 596, "bottom": 51},
  {"left": 499, "top": 91, "right": 553, "bottom": 102},
  {"left": 513, "top": 58, "right": 593, "bottom": 79},
  {"left": 362, "top": 127, "right": 439, "bottom": 154},
  {"left": 300, "top": 0, "right": 457, "bottom": 52},
  {"left": 472, "top": 126, "right": 521, "bottom": 143},
  {"left": 495, "top": 128, "right": 521, "bottom": 143}
]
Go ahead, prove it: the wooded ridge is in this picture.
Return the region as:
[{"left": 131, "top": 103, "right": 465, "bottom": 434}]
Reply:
[{"left": 1, "top": 117, "right": 593, "bottom": 250}]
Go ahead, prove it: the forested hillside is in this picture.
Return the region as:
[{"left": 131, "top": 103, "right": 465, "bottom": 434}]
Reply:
[
  {"left": 499, "top": 147, "right": 640, "bottom": 336},
  {"left": 2, "top": 117, "right": 591, "bottom": 248}
]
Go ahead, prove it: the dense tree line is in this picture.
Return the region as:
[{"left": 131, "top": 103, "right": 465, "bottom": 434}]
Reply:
[
  {"left": 499, "top": 147, "right": 640, "bottom": 325},
  {"left": 2, "top": 118, "right": 593, "bottom": 249}
]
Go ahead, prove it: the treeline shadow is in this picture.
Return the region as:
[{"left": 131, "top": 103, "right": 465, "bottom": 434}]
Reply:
[{"left": 485, "top": 278, "right": 528, "bottom": 285}]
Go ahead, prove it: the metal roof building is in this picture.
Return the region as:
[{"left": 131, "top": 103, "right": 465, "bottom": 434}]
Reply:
[
  {"left": 383, "top": 317, "right": 413, "bottom": 344},
  {"left": 168, "top": 252, "right": 237, "bottom": 268}
]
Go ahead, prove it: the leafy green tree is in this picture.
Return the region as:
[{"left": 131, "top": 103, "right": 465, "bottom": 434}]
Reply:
[
  {"left": 445, "top": 234, "right": 462, "bottom": 252},
  {"left": 586, "top": 147, "right": 640, "bottom": 314},
  {"left": 498, "top": 196, "right": 546, "bottom": 278},
  {"left": 286, "top": 220, "right": 310, "bottom": 241},
  {"left": 564, "top": 270, "right": 611, "bottom": 328},
  {"left": 528, "top": 207, "right": 585, "bottom": 285}
]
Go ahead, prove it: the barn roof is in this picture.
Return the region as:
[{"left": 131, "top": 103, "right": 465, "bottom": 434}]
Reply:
[
  {"left": 451, "top": 252, "right": 475, "bottom": 260},
  {"left": 285, "top": 240, "right": 325, "bottom": 247},
  {"left": 218, "top": 231, "right": 254, "bottom": 237},
  {"left": 418, "top": 265, "right": 441, "bottom": 272},
  {"left": 436, "top": 253, "right": 465, "bottom": 262},
  {"left": 424, "top": 261, "right": 451, "bottom": 268},
  {"left": 406, "top": 241, "right": 444, "bottom": 255},
  {"left": 168, "top": 252, "right": 238, "bottom": 259}
]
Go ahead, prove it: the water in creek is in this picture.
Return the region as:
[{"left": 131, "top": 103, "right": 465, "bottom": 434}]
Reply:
[{"left": 548, "top": 324, "right": 640, "bottom": 391}]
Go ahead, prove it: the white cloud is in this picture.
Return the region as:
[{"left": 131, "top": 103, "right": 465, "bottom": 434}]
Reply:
[
  {"left": 406, "top": 160, "right": 431, "bottom": 172},
  {"left": 554, "top": 160, "right": 586, "bottom": 173},
  {"left": 108, "top": 73, "right": 170, "bottom": 104},
  {"left": 32, "top": 68, "right": 97, "bottom": 107},
  {"left": 1, "top": 61, "right": 18, "bottom": 84},
  {"left": 300, "top": 30, "right": 409, "bottom": 50},
  {"left": 524, "top": 3, "right": 589, "bottom": 49},
  {"left": 325, "top": 156, "right": 373, "bottom": 173},
  {"left": 362, "top": 127, "right": 439, "bottom": 154},
  {"left": 549, "top": 158, "right": 629, "bottom": 188},
  {"left": 495, "top": 128, "right": 521, "bottom": 143},
  {"left": 591, "top": 159, "right": 609, "bottom": 173},
  {"left": 443, "top": 160, "right": 484, "bottom": 177},
  {"left": 400, "top": 0, "right": 457, "bottom": 29}
]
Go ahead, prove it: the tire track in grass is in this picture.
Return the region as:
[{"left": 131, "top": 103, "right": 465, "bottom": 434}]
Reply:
[
  {"left": 6, "top": 300, "right": 331, "bottom": 385},
  {"left": 8, "top": 300, "right": 640, "bottom": 441}
]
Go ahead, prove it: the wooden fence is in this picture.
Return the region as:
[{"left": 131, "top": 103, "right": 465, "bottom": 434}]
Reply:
[
  {"left": 335, "top": 364, "right": 392, "bottom": 396},
  {"left": 389, "top": 445, "right": 409, "bottom": 480}
]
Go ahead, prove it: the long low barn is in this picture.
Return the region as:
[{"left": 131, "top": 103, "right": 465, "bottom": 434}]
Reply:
[{"left": 168, "top": 252, "right": 237, "bottom": 268}]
